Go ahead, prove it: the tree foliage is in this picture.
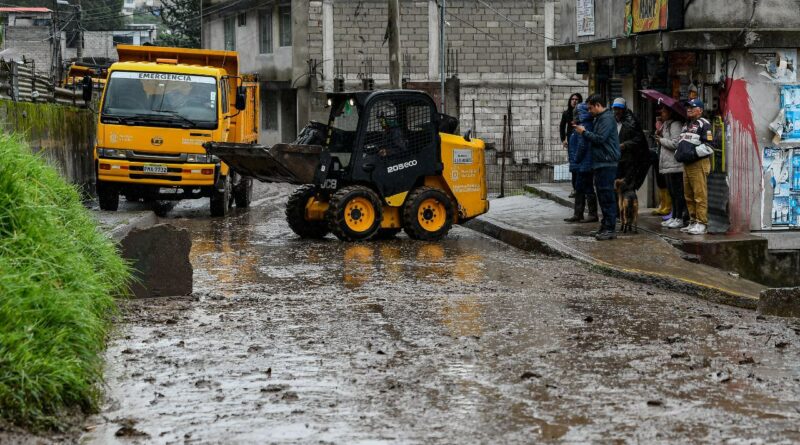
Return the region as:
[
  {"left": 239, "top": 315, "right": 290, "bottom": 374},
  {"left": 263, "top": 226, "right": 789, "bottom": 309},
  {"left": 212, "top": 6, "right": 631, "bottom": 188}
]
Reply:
[{"left": 155, "top": 0, "right": 200, "bottom": 48}]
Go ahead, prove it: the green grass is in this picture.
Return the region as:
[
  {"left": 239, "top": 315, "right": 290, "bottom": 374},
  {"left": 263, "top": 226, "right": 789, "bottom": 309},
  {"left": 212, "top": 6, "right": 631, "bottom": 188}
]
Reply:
[{"left": 0, "top": 133, "right": 130, "bottom": 429}]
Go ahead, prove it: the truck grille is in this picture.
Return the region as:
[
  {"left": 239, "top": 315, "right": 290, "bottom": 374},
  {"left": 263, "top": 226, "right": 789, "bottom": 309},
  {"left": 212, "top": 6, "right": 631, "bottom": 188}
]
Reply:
[{"left": 129, "top": 151, "right": 186, "bottom": 162}]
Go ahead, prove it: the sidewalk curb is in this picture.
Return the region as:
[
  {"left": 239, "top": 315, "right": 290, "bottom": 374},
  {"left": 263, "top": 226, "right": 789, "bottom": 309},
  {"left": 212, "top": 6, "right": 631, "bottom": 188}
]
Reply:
[
  {"left": 524, "top": 184, "right": 573, "bottom": 208},
  {"left": 464, "top": 216, "right": 759, "bottom": 310}
]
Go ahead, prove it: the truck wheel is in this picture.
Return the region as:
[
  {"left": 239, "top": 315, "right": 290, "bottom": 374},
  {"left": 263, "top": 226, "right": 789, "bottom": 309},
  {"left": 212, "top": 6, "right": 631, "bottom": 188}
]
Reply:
[
  {"left": 233, "top": 176, "right": 253, "bottom": 208},
  {"left": 285, "top": 185, "right": 329, "bottom": 239},
  {"left": 97, "top": 181, "right": 119, "bottom": 211},
  {"left": 402, "top": 187, "right": 454, "bottom": 241},
  {"left": 326, "top": 185, "right": 383, "bottom": 241},
  {"left": 210, "top": 174, "right": 232, "bottom": 217}
]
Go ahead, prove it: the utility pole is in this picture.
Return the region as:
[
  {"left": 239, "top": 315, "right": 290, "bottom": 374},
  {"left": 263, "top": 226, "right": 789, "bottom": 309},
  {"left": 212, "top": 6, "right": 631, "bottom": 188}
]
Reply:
[
  {"left": 439, "top": 0, "right": 446, "bottom": 112},
  {"left": 388, "top": 0, "right": 402, "bottom": 89},
  {"left": 75, "top": 0, "right": 82, "bottom": 60},
  {"left": 51, "top": 0, "right": 61, "bottom": 83}
]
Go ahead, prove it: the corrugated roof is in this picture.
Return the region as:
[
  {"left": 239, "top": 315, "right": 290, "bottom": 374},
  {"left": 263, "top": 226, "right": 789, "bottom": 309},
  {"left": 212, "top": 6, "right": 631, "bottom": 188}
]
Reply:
[{"left": 0, "top": 7, "right": 52, "bottom": 13}]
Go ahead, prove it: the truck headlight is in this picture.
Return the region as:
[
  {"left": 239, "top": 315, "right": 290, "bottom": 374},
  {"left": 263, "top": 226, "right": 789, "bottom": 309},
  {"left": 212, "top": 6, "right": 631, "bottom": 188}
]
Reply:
[
  {"left": 187, "top": 153, "right": 213, "bottom": 163},
  {"left": 97, "top": 148, "right": 129, "bottom": 159}
]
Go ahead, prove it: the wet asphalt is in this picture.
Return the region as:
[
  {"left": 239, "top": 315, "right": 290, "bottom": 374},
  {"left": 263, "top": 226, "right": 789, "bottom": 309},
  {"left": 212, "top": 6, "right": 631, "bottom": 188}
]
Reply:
[{"left": 82, "top": 183, "right": 800, "bottom": 444}]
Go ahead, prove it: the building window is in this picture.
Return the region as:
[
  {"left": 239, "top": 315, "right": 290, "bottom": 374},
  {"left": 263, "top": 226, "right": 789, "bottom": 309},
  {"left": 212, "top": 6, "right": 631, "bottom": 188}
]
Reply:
[
  {"left": 279, "top": 3, "right": 291, "bottom": 47},
  {"left": 237, "top": 13, "right": 246, "bottom": 27},
  {"left": 259, "top": 9, "right": 272, "bottom": 54},
  {"left": 224, "top": 16, "right": 236, "bottom": 50},
  {"left": 262, "top": 88, "right": 278, "bottom": 131}
]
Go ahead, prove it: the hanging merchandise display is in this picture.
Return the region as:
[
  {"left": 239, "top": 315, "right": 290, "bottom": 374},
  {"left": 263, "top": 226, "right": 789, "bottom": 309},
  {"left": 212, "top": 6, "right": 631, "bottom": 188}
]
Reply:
[
  {"left": 781, "top": 85, "right": 800, "bottom": 143},
  {"left": 763, "top": 146, "right": 800, "bottom": 227}
]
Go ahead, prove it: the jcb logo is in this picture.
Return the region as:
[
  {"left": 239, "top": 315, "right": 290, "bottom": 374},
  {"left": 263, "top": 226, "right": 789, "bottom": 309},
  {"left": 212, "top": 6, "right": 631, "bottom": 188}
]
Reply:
[
  {"left": 322, "top": 179, "right": 338, "bottom": 189},
  {"left": 387, "top": 160, "right": 417, "bottom": 173}
]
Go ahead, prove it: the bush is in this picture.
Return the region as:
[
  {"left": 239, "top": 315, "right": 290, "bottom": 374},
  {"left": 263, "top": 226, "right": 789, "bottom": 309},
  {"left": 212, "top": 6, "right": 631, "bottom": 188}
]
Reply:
[{"left": 0, "top": 134, "right": 129, "bottom": 429}]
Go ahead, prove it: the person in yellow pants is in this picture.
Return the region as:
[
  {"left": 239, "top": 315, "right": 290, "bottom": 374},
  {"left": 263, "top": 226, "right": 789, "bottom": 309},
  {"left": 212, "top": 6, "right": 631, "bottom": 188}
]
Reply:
[
  {"left": 674, "top": 98, "right": 713, "bottom": 235},
  {"left": 683, "top": 156, "right": 711, "bottom": 232}
]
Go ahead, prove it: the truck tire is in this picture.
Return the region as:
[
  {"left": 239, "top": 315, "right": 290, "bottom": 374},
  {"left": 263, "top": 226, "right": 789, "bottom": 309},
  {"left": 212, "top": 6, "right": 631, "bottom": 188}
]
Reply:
[
  {"left": 97, "top": 181, "right": 119, "bottom": 211},
  {"left": 402, "top": 187, "right": 454, "bottom": 241},
  {"left": 285, "top": 185, "right": 329, "bottom": 239},
  {"left": 326, "top": 185, "right": 383, "bottom": 241},
  {"left": 210, "top": 174, "right": 232, "bottom": 217},
  {"left": 233, "top": 176, "right": 253, "bottom": 208}
]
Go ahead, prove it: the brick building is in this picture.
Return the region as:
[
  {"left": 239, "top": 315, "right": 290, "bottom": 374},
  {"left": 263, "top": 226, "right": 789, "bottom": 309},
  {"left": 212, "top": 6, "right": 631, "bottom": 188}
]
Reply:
[{"left": 203, "top": 0, "right": 586, "bottom": 162}]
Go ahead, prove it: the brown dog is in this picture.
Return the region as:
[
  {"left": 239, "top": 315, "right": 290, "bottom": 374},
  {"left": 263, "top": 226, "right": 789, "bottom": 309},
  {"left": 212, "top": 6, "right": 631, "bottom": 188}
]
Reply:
[{"left": 615, "top": 179, "right": 638, "bottom": 233}]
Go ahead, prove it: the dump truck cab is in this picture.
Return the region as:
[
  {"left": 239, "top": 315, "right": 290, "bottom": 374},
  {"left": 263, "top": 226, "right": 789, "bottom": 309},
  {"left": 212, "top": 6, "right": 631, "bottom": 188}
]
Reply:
[{"left": 95, "top": 45, "right": 258, "bottom": 216}]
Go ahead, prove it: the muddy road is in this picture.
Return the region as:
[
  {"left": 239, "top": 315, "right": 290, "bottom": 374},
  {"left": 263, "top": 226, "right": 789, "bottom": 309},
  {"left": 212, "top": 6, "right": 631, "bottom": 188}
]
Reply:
[{"left": 82, "top": 184, "right": 800, "bottom": 444}]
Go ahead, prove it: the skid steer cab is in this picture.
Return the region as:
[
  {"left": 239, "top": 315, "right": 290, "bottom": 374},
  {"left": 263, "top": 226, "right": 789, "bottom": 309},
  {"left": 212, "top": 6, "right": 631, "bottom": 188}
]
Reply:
[{"left": 206, "top": 90, "right": 489, "bottom": 241}]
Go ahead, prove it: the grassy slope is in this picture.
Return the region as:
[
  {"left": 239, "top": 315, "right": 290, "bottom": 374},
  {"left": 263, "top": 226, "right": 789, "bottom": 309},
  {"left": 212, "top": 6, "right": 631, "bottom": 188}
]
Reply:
[{"left": 0, "top": 134, "right": 129, "bottom": 429}]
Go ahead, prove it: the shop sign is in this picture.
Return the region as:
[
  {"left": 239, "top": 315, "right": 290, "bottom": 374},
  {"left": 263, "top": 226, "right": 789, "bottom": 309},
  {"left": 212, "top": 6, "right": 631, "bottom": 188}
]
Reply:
[
  {"left": 624, "top": 0, "right": 684, "bottom": 35},
  {"left": 577, "top": 0, "right": 595, "bottom": 37},
  {"left": 751, "top": 49, "right": 797, "bottom": 83}
]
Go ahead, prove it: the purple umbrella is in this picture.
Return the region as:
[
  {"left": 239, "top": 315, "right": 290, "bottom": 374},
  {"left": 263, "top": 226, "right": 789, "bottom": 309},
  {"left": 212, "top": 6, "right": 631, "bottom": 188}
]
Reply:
[{"left": 640, "top": 89, "right": 687, "bottom": 118}]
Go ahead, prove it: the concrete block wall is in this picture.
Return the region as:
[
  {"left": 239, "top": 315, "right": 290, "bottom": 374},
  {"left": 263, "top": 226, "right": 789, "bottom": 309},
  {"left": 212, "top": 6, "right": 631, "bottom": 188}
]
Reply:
[
  {"left": 444, "top": 0, "right": 546, "bottom": 80},
  {"left": 1, "top": 27, "right": 53, "bottom": 74},
  {"left": 61, "top": 31, "right": 117, "bottom": 60},
  {"left": 306, "top": 0, "right": 429, "bottom": 82}
]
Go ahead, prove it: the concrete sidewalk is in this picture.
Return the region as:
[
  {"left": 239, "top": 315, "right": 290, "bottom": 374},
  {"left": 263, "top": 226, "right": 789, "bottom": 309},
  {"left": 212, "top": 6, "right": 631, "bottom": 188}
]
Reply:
[{"left": 465, "top": 193, "right": 767, "bottom": 309}]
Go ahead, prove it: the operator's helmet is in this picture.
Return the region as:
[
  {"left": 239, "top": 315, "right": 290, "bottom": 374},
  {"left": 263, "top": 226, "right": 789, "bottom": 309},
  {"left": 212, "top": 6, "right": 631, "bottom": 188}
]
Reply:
[{"left": 378, "top": 105, "right": 399, "bottom": 129}]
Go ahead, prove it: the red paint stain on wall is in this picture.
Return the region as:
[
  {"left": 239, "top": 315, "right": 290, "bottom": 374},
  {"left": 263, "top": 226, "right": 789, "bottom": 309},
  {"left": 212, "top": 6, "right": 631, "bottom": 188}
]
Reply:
[{"left": 721, "top": 78, "right": 763, "bottom": 233}]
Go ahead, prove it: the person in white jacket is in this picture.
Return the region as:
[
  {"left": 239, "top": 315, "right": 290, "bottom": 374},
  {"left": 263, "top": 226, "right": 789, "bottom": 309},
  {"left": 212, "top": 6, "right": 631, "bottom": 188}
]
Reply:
[{"left": 656, "top": 107, "right": 687, "bottom": 229}]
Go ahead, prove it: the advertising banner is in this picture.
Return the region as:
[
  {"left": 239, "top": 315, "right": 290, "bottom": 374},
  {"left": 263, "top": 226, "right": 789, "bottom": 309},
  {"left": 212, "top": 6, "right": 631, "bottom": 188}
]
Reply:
[
  {"left": 764, "top": 147, "right": 800, "bottom": 227},
  {"left": 577, "top": 0, "right": 595, "bottom": 36},
  {"left": 625, "top": 0, "right": 668, "bottom": 34},
  {"left": 781, "top": 85, "right": 800, "bottom": 143},
  {"left": 751, "top": 49, "right": 797, "bottom": 83}
]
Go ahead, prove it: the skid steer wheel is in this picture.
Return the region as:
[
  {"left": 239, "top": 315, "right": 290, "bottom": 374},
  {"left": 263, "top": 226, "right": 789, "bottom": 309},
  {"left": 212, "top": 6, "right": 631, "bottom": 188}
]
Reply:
[
  {"left": 210, "top": 174, "right": 232, "bottom": 217},
  {"left": 233, "top": 175, "right": 253, "bottom": 208},
  {"left": 402, "top": 187, "right": 455, "bottom": 241},
  {"left": 326, "top": 185, "right": 383, "bottom": 241},
  {"left": 286, "top": 185, "right": 329, "bottom": 239},
  {"left": 97, "top": 181, "right": 119, "bottom": 211}
]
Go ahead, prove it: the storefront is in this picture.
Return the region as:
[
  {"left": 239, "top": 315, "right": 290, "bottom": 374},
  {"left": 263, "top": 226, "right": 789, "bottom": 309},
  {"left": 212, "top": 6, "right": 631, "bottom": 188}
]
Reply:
[{"left": 549, "top": 0, "right": 800, "bottom": 233}]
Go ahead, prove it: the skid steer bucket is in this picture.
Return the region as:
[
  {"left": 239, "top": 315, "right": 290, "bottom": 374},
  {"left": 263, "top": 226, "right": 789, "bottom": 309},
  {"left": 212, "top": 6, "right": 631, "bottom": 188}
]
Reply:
[{"left": 204, "top": 142, "right": 322, "bottom": 184}]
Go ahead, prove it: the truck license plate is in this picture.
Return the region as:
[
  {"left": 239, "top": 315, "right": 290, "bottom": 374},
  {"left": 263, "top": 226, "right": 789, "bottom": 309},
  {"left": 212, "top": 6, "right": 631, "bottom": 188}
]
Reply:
[{"left": 143, "top": 164, "right": 168, "bottom": 174}]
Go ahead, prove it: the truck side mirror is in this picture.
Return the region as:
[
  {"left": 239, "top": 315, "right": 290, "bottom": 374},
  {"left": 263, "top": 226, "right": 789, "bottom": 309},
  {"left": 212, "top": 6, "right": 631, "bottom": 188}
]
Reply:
[
  {"left": 81, "top": 75, "right": 93, "bottom": 104},
  {"left": 235, "top": 86, "right": 246, "bottom": 111}
]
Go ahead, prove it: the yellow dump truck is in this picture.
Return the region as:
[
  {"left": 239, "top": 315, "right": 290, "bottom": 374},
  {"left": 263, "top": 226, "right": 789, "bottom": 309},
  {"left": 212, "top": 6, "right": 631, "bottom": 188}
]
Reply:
[{"left": 94, "top": 45, "right": 259, "bottom": 216}]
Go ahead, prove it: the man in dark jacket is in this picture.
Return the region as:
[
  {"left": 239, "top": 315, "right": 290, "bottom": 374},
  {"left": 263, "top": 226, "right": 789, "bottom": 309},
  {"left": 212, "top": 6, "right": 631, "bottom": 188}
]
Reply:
[
  {"left": 575, "top": 94, "right": 621, "bottom": 240},
  {"left": 612, "top": 98, "right": 651, "bottom": 192}
]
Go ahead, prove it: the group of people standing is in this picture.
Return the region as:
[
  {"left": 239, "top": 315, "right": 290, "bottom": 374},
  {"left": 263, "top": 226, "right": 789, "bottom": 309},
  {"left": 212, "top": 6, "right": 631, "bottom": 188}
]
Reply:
[{"left": 559, "top": 93, "right": 714, "bottom": 241}]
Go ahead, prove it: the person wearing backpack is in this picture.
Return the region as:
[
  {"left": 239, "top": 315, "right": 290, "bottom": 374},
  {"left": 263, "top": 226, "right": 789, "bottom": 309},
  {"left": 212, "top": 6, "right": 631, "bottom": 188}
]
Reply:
[{"left": 674, "top": 99, "right": 714, "bottom": 235}]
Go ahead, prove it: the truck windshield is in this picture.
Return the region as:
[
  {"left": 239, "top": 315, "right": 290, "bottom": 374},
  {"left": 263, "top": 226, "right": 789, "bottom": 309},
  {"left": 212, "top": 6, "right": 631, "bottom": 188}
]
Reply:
[{"left": 101, "top": 71, "right": 218, "bottom": 129}]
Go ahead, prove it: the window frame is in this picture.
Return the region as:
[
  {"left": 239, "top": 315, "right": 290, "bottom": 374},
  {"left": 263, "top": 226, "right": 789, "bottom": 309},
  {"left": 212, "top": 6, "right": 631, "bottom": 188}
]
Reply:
[
  {"left": 223, "top": 16, "right": 236, "bottom": 51},
  {"left": 258, "top": 8, "right": 273, "bottom": 54},
  {"left": 278, "top": 3, "right": 292, "bottom": 47}
]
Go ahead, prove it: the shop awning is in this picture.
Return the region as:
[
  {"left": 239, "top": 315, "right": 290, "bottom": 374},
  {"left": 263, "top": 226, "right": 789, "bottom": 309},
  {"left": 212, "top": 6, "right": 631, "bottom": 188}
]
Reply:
[{"left": 547, "top": 28, "right": 800, "bottom": 60}]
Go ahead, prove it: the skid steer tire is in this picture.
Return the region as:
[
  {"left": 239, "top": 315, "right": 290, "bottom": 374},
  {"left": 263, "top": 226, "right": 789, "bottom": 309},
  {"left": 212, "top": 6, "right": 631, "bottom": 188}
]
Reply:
[
  {"left": 210, "top": 174, "right": 232, "bottom": 217},
  {"left": 233, "top": 176, "right": 253, "bottom": 208},
  {"left": 286, "top": 185, "right": 329, "bottom": 239},
  {"left": 326, "top": 185, "right": 383, "bottom": 241},
  {"left": 97, "top": 181, "right": 119, "bottom": 211},
  {"left": 374, "top": 228, "right": 402, "bottom": 240},
  {"left": 402, "top": 187, "right": 455, "bottom": 241}
]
